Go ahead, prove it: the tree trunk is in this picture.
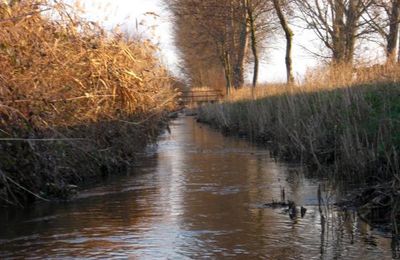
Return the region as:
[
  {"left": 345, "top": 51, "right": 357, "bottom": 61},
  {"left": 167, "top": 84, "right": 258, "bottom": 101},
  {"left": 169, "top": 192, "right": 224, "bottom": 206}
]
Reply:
[
  {"left": 233, "top": 0, "right": 248, "bottom": 88},
  {"left": 343, "top": 0, "right": 359, "bottom": 65},
  {"left": 398, "top": 32, "right": 400, "bottom": 62},
  {"left": 223, "top": 50, "right": 233, "bottom": 95},
  {"left": 246, "top": 0, "right": 258, "bottom": 88},
  {"left": 228, "top": 0, "right": 237, "bottom": 88},
  {"left": 388, "top": 0, "right": 400, "bottom": 63},
  {"left": 332, "top": 0, "right": 346, "bottom": 64},
  {"left": 273, "top": 0, "right": 294, "bottom": 84}
]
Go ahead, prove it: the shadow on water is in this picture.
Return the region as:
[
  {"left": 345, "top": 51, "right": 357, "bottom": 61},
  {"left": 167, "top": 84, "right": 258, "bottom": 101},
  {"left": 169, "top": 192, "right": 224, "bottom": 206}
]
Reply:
[{"left": 0, "top": 116, "right": 398, "bottom": 259}]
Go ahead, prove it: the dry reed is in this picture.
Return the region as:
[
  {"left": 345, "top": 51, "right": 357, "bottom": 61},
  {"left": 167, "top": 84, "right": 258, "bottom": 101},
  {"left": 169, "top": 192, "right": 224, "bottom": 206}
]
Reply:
[{"left": 0, "top": 0, "right": 176, "bottom": 206}]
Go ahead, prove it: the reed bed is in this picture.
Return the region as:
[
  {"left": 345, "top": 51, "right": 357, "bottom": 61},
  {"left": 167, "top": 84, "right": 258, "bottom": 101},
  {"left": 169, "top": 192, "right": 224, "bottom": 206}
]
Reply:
[{"left": 0, "top": 0, "right": 176, "bottom": 206}]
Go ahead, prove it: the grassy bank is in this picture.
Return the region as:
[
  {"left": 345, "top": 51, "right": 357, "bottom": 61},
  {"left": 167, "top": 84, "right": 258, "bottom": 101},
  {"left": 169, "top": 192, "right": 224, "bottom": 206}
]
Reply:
[
  {"left": 199, "top": 66, "right": 400, "bottom": 180},
  {"left": 0, "top": 1, "right": 176, "bottom": 206},
  {"left": 197, "top": 66, "right": 400, "bottom": 229}
]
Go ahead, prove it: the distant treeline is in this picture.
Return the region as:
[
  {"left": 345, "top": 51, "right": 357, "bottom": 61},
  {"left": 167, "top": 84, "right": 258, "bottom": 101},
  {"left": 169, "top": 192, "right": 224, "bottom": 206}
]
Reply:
[{"left": 166, "top": 0, "right": 400, "bottom": 91}]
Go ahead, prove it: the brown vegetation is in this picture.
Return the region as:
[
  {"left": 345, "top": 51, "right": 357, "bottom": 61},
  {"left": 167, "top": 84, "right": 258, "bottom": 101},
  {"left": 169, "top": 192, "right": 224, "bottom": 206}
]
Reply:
[{"left": 0, "top": 0, "right": 176, "bottom": 206}]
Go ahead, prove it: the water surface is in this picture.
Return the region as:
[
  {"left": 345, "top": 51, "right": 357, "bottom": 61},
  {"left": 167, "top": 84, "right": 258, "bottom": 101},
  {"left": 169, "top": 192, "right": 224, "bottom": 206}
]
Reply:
[{"left": 0, "top": 117, "right": 396, "bottom": 259}]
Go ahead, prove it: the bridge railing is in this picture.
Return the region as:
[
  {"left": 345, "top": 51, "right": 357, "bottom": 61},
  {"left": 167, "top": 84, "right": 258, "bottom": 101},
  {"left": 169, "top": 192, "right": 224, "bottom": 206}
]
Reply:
[{"left": 179, "top": 89, "right": 223, "bottom": 105}]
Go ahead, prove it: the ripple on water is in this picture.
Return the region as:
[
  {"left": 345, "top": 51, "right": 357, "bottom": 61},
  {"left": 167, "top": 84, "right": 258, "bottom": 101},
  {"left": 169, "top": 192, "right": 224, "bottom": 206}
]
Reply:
[{"left": 0, "top": 117, "right": 396, "bottom": 259}]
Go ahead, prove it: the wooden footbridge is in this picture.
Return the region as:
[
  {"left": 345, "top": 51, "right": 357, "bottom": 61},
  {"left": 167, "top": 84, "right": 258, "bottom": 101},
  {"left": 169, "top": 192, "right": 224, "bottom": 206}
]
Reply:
[{"left": 179, "top": 88, "right": 223, "bottom": 106}]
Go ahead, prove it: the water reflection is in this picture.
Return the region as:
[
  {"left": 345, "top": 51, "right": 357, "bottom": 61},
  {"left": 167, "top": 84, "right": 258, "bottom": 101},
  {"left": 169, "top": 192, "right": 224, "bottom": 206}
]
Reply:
[{"left": 0, "top": 117, "right": 396, "bottom": 259}]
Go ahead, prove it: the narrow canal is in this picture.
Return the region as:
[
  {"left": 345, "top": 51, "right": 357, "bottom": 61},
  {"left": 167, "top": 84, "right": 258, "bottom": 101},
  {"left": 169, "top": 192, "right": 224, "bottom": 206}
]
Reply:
[{"left": 0, "top": 116, "right": 396, "bottom": 259}]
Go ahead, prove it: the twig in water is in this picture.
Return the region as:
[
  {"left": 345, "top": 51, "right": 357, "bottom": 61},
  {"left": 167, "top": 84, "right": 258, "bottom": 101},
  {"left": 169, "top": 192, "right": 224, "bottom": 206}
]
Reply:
[
  {"left": 318, "top": 184, "right": 326, "bottom": 225},
  {"left": 0, "top": 138, "right": 87, "bottom": 142},
  {"left": 3, "top": 175, "right": 49, "bottom": 202}
]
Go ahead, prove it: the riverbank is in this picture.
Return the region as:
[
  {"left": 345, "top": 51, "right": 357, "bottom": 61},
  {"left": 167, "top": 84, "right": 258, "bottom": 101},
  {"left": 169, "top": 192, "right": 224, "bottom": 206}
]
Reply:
[
  {"left": 197, "top": 69, "right": 400, "bottom": 232},
  {"left": 0, "top": 1, "right": 176, "bottom": 206}
]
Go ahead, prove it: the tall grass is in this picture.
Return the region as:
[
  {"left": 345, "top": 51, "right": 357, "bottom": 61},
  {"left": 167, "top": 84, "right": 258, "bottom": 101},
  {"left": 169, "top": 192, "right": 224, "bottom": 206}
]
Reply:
[
  {"left": 198, "top": 63, "right": 400, "bottom": 180},
  {"left": 0, "top": 0, "right": 176, "bottom": 206}
]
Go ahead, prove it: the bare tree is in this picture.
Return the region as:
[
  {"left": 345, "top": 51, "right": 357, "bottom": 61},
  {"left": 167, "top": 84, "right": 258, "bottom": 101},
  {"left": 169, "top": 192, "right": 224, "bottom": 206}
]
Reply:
[
  {"left": 168, "top": 0, "right": 252, "bottom": 93},
  {"left": 272, "top": 0, "right": 294, "bottom": 84},
  {"left": 366, "top": 0, "right": 400, "bottom": 63},
  {"left": 244, "top": 0, "right": 274, "bottom": 87},
  {"left": 233, "top": 0, "right": 249, "bottom": 88},
  {"left": 168, "top": 0, "right": 275, "bottom": 91},
  {"left": 388, "top": 0, "right": 400, "bottom": 62},
  {"left": 246, "top": 0, "right": 259, "bottom": 87},
  {"left": 295, "top": 0, "right": 374, "bottom": 65}
]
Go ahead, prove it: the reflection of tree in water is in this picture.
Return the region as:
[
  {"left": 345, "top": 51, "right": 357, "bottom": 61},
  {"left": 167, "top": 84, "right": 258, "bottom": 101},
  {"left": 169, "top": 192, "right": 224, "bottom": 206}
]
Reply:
[{"left": 316, "top": 187, "right": 397, "bottom": 259}]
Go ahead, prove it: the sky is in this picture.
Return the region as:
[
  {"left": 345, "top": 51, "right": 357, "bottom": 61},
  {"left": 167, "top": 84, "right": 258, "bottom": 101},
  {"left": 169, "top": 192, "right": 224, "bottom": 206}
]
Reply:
[
  {"left": 70, "top": 0, "right": 180, "bottom": 74},
  {"left": 65, "top": 0, "right": 380, "bottom": 84}
]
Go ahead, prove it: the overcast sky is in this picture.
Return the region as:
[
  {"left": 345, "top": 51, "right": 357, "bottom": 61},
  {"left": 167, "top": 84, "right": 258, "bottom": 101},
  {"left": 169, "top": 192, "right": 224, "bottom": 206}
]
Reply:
[{"left": 69, "top": 0, "right": 380, "bottom": 83}]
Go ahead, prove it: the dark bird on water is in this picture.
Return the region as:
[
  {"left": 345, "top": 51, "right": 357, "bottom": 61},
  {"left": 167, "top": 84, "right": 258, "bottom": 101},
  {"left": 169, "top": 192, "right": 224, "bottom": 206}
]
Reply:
[
  {"left": 301, "top": 206, "right": 307, "bottom": 218},
  {"left": 287, "top": 201, "right": 307, "bottom": 219},
  {"left": 288, "top": 200, "right": 297, "bottom": 219}
]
